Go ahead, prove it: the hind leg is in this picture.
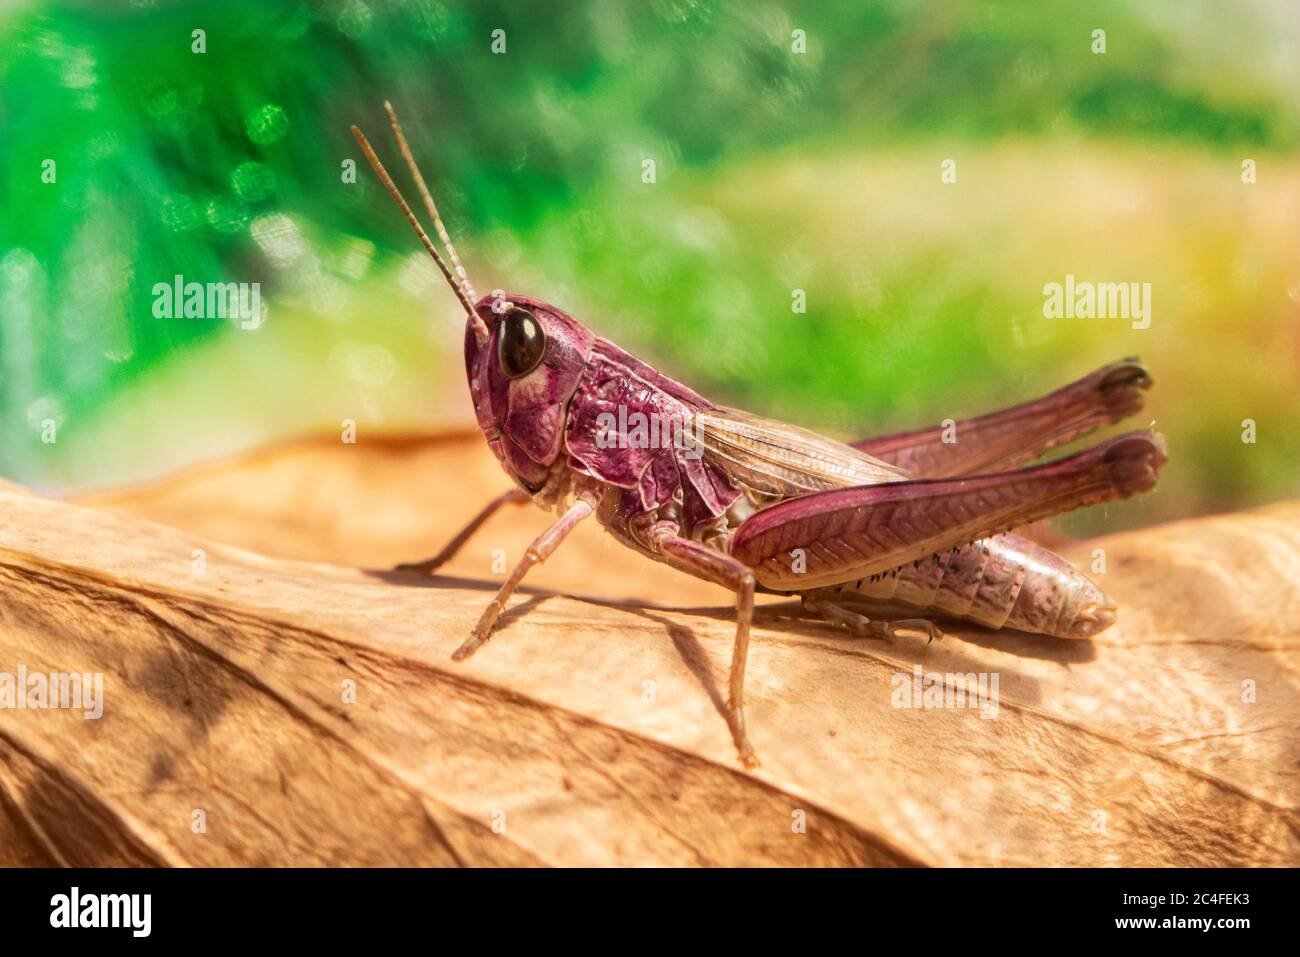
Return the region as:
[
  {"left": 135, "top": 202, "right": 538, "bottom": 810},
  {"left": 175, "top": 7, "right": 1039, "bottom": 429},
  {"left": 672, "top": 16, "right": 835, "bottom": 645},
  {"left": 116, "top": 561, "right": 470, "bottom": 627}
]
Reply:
[
  {"left": 853, "top": 358, "right": 1152, "bottom": 477},
  {"left": 801, "top": 597, "right": 942, "bottom": 643}
]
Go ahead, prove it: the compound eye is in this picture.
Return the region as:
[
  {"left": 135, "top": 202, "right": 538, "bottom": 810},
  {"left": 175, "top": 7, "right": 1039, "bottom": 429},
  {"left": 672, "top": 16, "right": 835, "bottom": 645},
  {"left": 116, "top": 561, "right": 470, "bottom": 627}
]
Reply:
[{"left": 497, "top": 307, "right": 546, "bottom": 379}]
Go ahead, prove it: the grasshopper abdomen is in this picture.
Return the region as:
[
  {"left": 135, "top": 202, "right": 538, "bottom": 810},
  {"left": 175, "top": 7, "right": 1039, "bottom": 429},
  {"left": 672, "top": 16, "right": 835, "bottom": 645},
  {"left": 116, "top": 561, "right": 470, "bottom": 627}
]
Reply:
[{"left": 822, "top": 532, "right": 1116, "bottom": 639}]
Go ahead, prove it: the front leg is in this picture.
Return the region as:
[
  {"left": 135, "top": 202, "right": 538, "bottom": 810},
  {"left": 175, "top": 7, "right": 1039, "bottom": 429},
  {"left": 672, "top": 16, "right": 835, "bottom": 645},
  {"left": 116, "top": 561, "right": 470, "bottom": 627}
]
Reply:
[
  {"left": 652, "top": 531, "right": 758, "bottom": 769},
  {"left": 395, "top": 487, "right": 531, "bottom": 575},
  {"left": 452, "top": 493, "right": 597, "bottom": 661}
]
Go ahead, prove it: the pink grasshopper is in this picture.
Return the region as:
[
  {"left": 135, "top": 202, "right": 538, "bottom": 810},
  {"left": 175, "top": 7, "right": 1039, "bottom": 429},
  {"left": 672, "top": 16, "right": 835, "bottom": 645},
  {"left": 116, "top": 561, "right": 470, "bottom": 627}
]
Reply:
[{"left": 353, "top": 105, "right": 1167, "bottom": 767}]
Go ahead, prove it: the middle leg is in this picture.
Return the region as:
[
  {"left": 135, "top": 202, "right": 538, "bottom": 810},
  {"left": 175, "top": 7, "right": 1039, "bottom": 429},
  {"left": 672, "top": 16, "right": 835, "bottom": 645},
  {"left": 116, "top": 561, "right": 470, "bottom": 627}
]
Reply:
[{"left": 653, "top": 532, "right": 759, "bottom": 769}]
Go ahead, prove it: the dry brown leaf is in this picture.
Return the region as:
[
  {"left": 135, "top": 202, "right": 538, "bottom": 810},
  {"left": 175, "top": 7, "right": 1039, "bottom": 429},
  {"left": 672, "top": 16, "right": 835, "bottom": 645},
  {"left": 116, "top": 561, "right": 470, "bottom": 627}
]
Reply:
[{"left": 0, "top": 433, "right": 1296, "bottom": 866}]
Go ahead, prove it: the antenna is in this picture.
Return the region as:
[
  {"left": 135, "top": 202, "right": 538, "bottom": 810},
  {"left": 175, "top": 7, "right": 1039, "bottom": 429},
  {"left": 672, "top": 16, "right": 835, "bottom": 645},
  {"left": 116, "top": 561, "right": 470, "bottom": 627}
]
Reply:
[
  {"left": 350, "top": 124, "right": 489, "bottom": 344},
  {"left": 384, "top": 100, "right": 478, "bottom": 303}
]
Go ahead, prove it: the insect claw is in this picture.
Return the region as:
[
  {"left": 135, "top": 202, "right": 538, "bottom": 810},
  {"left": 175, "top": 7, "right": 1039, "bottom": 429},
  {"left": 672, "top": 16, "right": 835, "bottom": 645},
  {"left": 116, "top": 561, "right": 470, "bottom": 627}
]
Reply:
[{"left": 452, "top": 629, "right": 488, "bottom": 661}]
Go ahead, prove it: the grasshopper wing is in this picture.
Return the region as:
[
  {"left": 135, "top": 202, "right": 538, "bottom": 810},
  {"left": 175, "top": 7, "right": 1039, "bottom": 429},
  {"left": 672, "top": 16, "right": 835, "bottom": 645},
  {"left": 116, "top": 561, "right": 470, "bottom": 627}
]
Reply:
[{"left": 693, "top": 407, "right": 905, "bottom": 500}]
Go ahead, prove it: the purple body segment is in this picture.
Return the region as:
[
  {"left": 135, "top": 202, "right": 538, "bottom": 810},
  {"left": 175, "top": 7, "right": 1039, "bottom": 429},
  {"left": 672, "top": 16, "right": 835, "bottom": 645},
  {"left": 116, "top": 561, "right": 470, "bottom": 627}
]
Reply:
[{"left": 564, "top": 338, "right": 740, "bottom": 528}]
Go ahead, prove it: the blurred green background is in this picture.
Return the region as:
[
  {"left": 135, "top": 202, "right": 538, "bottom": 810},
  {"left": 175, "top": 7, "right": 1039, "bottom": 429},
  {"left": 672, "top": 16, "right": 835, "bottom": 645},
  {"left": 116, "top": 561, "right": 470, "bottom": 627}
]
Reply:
[{"left": 1, "top": 0, "right": 1298, "bottom": 535}]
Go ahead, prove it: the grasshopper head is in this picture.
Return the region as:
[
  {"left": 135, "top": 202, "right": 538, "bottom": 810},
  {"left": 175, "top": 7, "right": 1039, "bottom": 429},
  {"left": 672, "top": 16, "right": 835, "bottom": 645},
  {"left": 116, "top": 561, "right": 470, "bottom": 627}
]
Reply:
[
  {"left": 464, "top": 292, "right": 595, "bottom": 492},
  {"left": 351, "top": 111, "right": 596, "bottom": 492}
]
